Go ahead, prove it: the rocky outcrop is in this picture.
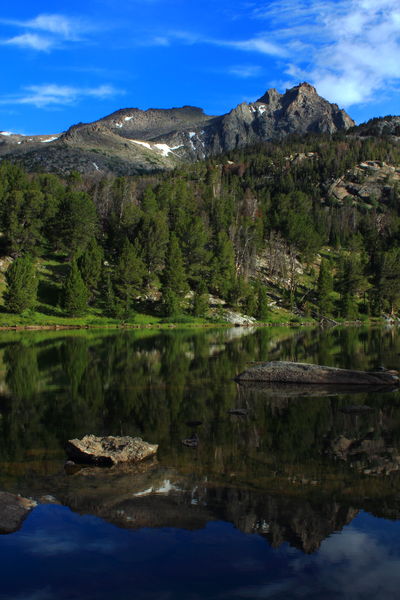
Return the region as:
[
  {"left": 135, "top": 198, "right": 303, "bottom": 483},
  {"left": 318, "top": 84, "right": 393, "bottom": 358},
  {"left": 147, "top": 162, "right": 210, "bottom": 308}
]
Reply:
[
  {"left": 0, "top": 492, "right": 36, "bottom": 534},
  {"left": 328, "top": 160, "right": 400, "bottom": 208},
  {"left": 235, "top": 361, "right": 399, "bottom": 385},
  {"left": 66, "top": 435, "right": 158, "bottom": 465}
]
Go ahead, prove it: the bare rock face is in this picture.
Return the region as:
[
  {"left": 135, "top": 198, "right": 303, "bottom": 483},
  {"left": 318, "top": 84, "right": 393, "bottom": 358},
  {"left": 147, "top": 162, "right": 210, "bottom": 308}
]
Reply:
[
  {"left": 208, "top": 82, "right": 355, "bottom": 155},
  {"left": 235, "top": 361, "right": 399, "bottom": 385},
  {"left": 66, "top": 435, "right": 158, "bottom": 466},
  {"left": 0, "top": 492, "right": 36, "bottom": 534}
]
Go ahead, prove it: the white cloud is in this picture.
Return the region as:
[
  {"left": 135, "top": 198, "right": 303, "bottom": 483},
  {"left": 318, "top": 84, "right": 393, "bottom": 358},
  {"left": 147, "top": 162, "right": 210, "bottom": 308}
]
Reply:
[
  {"left": 252, "top": 0, "right": 400, "bottom": 107},
  {"left": 0, "top": 84, "right": 124, "bottom": 108},
  {"left": 229, "top": 65, "right": 262, "bottom": 78},
  {"left": 224, "top": 37, "right": 286, "bottom": 57},
  {"left": 24, "top": 14, "right": 84, "bottom": 39},
  {"left": 3, "top": 33, "right": 54, "bottom": 52},
  {"left": 0, "top": 13, "right": 92, "bottom": 51}
]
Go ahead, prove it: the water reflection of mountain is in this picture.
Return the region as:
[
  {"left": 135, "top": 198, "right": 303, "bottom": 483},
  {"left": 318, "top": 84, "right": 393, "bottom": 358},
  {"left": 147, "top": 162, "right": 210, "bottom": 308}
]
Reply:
[{"left": 1, "top": 326, "right": 400, "bottom": 552}]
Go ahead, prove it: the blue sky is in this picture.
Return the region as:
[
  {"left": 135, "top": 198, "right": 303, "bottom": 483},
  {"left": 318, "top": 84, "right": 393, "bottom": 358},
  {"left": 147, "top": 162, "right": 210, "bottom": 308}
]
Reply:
[{"left": 0, "top": 0, "right": 399, "bottom": 134}]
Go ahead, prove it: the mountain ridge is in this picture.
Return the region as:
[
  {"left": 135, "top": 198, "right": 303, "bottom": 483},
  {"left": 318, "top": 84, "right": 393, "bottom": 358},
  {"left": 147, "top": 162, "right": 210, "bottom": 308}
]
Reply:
[{"left": 0, "top": 82, "right": 357, "bottom": 175}]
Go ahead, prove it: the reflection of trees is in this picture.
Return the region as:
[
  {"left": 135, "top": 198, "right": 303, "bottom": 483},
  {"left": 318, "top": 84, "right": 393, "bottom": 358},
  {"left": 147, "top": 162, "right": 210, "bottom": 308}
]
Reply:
[{"left": 0, "top": 325, "right": 400, "bottom": 475}]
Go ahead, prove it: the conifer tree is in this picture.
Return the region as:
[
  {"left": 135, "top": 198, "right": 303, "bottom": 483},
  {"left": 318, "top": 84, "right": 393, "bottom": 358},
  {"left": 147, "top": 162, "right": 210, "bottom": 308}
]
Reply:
[
  {"left": 162, "top": 234, "right": 188, "bottom": 316},
  {"left": 114, "top": 238, "right": 145, "bottom": 317},
  {"left": 210, "top": 232, "right": 236, "bottom": 298},
  {"left": 78, "top": 237, "right": 104, "bottom": 301},
  {"left": 102, "top": 269, "right": 116, "bottom": 317},
  {"left": 4, "top": 255, "right": 38, "bottom": 313},
  {"left": 257, "top": 284, "right": 269, "bottom": 321},
  {"left": 62, "top": 260, "right": 89, "bottom": 316},
  {"left": 59, "top": 191, "right": 98, "bottom": 258},
  {"left": 316, "top": 259, "right": 333, "bottom": 315},
  {"left": 192, "top": 281, "right": 209, "bottom": 318}
]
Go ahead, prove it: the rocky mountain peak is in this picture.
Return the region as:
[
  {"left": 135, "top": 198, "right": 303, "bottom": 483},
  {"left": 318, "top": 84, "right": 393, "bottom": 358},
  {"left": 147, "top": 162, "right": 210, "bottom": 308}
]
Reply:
[
  {"left": 256, "top": 87, "right": 281, "bottom": 105},
  {"left": 0, "top": 83, "right": 356, "bottom": 175}
]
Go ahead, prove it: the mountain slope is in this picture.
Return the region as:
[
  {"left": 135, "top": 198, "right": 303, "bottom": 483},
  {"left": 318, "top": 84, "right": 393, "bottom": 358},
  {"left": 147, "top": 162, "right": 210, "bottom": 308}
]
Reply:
[{"left": 0, "top": 83, "right": 355, "bottom": 176}]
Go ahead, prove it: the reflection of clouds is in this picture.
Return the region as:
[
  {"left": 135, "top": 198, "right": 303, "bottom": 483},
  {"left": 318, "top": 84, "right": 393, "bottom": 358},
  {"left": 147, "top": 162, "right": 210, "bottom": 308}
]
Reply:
[
  {"left": 228, "top": 527, "right": 400, "bottom": 599},
  {"left": 17, "top": 530, "right": 119, "bottom": 557},
  {"left": 3, "top": 589, "right": 55, "bottom": 600},
  {"left": 314, "top": 529, "right": 400, "bottom": 599}
]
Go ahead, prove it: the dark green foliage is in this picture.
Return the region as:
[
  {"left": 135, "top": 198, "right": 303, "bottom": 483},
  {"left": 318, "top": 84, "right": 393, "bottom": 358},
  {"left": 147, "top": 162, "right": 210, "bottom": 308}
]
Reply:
[
  {"left": 62, "top": 260, "right": 89, "bottom": 316},
  {"left": 59, "top": 191, "right": 98, "bottom": 258},
  {"left": 336, "top": 255, "right": 364, "bottom": 319},
  {"left": 316, "top": 260, "right": 333, "bottom": 315},
  {"left": 2, "top": 130, "right": 400, "bottom": 321},
  {"left": 162, "top": 235, "right": 189, "bottom": 316},
  {"left": 136, "top": 211, "right": 169, "bottom": 284},
  {"left": 192, "top": 282, "right": 209, "bottom": 318},
  {"left": 210, "top": 232, "right": 236, "bottom": 297},
  {"left": 102, "top": 270, "right": 117, "bottom": 317},
  {"left": 4, "top": 256, "right": 38, "bottom": 313},
  {"left": 163, "top": 287, "right": 180, "bottom": 317},
  {"left": 256, "top": 284, "right": 269, "bottom": 321},
  {"left": 114, "top": 238, "right": 145, "bottom": 317},
  {"left": 78, "top": 238, "right": 104, "bottom": 300}
]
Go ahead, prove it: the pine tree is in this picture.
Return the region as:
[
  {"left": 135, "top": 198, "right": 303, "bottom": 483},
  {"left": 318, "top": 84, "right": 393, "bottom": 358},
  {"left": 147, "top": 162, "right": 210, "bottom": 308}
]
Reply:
[
  {"left": 192, "top": 281, "right": 209, "bottom": 317},
  {"left": 102, "top": 269, "right": 116, "bottom": 317},
  {"left": 257, "top": 284, "right": 269, "bottom": 321},
  {"left": 336, "top": 255, "right": 363, "bottom": 319},
  {"left": 162, "top": 234, "right": 188, "bottom": 316},
  {"left": 59, "top": 191, "right": 98, "bottom": 258},
  {"left": 78, "top": 237, "right": 104, "bottom": 301},
  {"left": 4, "top": 255, "right": 38, "bottom": 313},
  {"left": 210, "top": 232, "right": 236, "bottom": 298},
  {"left": 114, "top": 238, "right": 145, "bottom": 317},
  {"left": 62, "top": 260, "right": 89, "bottom": 316},
  {"left": 316, "top": 259, "right": 333, "bottom": 315}
]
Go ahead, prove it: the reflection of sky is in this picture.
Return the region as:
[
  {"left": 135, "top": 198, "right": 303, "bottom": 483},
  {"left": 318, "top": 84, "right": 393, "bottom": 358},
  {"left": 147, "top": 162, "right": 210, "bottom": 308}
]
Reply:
[{"left": 1, "top": 506, "right": 400, "bottom": 600}]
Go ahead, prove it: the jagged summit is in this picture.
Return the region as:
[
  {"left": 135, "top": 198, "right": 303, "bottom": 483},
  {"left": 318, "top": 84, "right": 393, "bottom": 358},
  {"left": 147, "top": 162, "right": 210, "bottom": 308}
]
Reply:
[
  {"left": 0, "top": 83, "right": 356, "bottom": 175},
  {"left": 257, "top": 81, "right": 317, "bottom": 104}
]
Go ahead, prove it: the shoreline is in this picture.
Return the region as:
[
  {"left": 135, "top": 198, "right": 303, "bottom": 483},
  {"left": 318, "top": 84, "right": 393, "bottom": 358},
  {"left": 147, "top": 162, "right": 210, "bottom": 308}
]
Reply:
[{"left": 0, "top": 319, "right": 387, "bottom": 332}]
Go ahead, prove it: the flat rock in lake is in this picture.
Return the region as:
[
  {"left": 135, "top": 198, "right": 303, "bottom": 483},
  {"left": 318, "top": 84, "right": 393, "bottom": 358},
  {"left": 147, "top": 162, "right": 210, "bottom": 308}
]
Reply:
[
  {"left": 66, "top": 435, "right": 158, "bottom": 466},
  {"left": 0, "top": 491, "right": 36, "bottom": 534},
  {"left": 235, "top": 361, "right": 399, "bottom": 386}
]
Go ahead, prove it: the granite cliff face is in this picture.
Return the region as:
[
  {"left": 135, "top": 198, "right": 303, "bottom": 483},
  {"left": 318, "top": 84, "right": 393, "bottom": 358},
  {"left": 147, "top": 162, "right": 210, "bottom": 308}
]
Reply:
[{"left": 0, "top": 83, "right": 354, "bottom": 175}]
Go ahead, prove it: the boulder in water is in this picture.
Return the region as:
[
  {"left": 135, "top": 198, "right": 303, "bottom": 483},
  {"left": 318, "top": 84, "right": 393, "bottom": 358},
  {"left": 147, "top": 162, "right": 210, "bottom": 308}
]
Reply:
[
  {"left": 66, "top": 435, "right": 158, "bottom": 466},
  {"left": 0, "top": 492, "right": 36, "bottom": 534},
  {"left": 235, "top": 361, "right": 399, "bottom": 386}
]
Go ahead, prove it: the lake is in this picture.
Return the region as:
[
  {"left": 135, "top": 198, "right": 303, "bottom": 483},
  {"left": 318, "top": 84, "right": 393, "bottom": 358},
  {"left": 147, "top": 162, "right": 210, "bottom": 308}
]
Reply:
[{"left": 1, "top": 325, "right": 400, "bottom": 600}]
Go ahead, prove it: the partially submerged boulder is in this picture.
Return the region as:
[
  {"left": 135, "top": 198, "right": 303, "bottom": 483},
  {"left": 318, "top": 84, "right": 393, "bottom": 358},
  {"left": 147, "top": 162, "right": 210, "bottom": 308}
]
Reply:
[
  {"left": 235, "top": 361, "right": 399, "bottom": 386},
  {"left": 66, "top": 435, "right": 158, "bottom": 466},
  {"left": 0, "top": 492, "right": 36, "bottom": 534}
]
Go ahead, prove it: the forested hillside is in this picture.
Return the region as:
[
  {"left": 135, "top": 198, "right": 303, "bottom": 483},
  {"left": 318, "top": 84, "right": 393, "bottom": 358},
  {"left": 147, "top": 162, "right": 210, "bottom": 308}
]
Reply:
[{"left": 0, "top": 131, "right": 399, "bottom": 325}]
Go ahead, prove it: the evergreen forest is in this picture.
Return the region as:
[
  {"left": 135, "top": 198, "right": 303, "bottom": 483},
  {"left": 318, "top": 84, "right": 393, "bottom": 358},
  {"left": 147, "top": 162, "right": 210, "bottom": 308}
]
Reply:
[{"left": 0, "top": 131, "right": 400, "bottom": 325}]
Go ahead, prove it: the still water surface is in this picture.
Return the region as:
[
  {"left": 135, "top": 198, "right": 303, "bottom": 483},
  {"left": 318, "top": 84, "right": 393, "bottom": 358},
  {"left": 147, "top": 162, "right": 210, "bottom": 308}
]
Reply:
[{"left": 1, "top": 325, "right": 400, "bottom": 599}]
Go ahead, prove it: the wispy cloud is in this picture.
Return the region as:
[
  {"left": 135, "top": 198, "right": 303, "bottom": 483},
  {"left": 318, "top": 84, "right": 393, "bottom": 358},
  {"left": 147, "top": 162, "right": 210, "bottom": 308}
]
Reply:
[
  {"left": 0, "top": 13, "right": 93, "bottom": 52},
  {"left": 0, "top": 84, "right": 124, "bottom": 108},
  {"left": 229, "top": 64, "right": 262, "bottom": 78},
  {"left": 4, "top": 33, "right": 54, "bottom": 52},
  {"left": 223, "top": 37, "right": 286, "bottom": 57},
  {"left": 146, "top": 30, "right": 286, "bottom": 58},
  {"left": 251, "top": 0, "right": 400, "bottom": 106}
]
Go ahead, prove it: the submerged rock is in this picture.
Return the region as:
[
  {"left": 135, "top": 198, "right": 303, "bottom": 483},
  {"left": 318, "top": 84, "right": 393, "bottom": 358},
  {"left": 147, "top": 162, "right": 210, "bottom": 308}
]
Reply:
[
  {"left": 228, "top": 408, "right": 248, "bottom": 417},
  {"left": 66, "top": 435, "right": 158, "bottom": 466},
  {"left": 235, "top": 361, "right": 399, "bottom": 386},
  {"left": 0, "top": 492, "right": 36, "bottom": 534}
]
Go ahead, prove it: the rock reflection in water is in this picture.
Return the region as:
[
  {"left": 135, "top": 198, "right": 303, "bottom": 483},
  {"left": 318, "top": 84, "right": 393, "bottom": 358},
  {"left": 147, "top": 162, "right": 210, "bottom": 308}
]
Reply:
[{"left": 0, "top": 325, "right": 400, "bottom": 556}]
